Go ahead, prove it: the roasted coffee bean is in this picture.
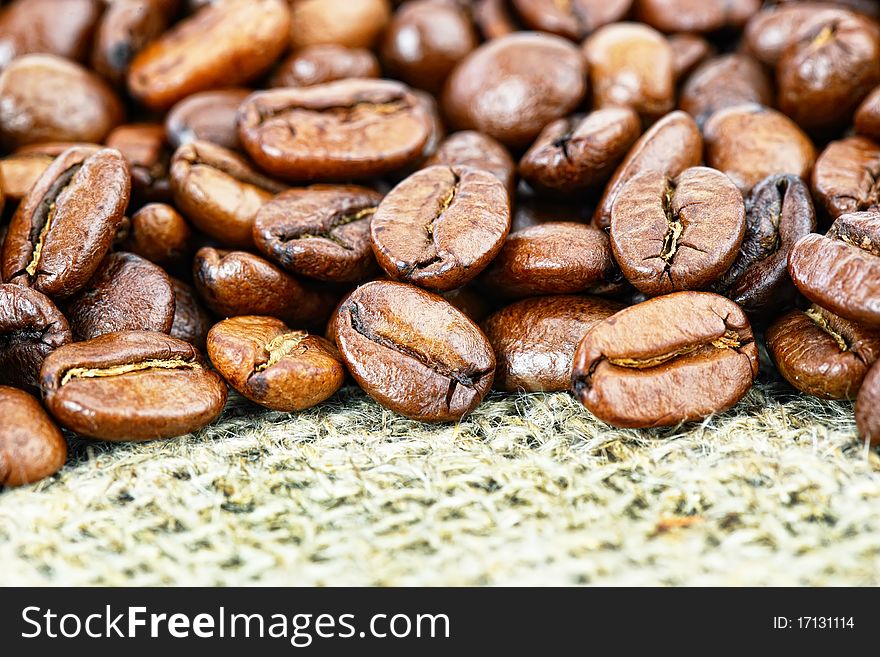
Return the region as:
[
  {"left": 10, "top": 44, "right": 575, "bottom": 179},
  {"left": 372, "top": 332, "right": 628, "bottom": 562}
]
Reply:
[
  {"left": 128, "top": 0, "right": 290, "bottom": 110},
  {"left": 593, "top": 110, "right": 702, "bottom": 230},
  {"left": 767, "top": 306, "right": 880, "bottom": 400},
  {"left": 170, "top": 141, "right": 287, "bottom": 248},
  {"left": 254, "top": 185, "right": 383, "bottom": 283},
  {"left": 583, "top": 22, "right": 675, "bottom": 123},
  {"left": 193, "top": 248, "right": 337, "bottom": 329},
  {"left": 610, "top": 167, "right": 745, "bottom": 296},
  {"left": 712, "top": 174, "right": 816, "bottom": 315},
  {"left": 238, "top": 79, "right": 435, "bottom": 181},
  {"left": 104, "top": 123, "right": 172, "bottom": 203},
  {"left": 789, "top": 211, "right": 880, "bottom": 328},
  {"left": 169, "top": 277, "right": 211, "bottom": 350},
  {"left": 443, "top": 286, "right": 491, "bottom": 324},
  {"left": 290, "top": 0, "right": 391, "bottom": 50},
  {"left": 636, "top": 0, "right": 759, "bottom": 33},
  {"left": 41, "top": 331, "right": 228, "bottom": 441},
  {"left": 2, "top": 147, "right": 130, "bottom": 299},
  {"left": 703, "top": 103, "right": 816, "bottom": 195},
  {"left": 92, "top": 0, "right": 181, "bottom": 86},
  {"left": 571, "top": 292, "right": 759, "bottom": 428},
  {"left": 334, "top": 280, "right": 495, "bottom": 422},
  {"left": 208, "top": 316, "right": 345, "bottom": 412},
  {"left": 855, "top": 84, "right": 880, "bottom": 139},
  {"left": 744, "top": 4, "right": 857, "bottom": 66},
  {"left": 668, "top": 33, "right": 714, "bottom": 80},
  {"left": 811, "top": 136, "right": 880, "bottom": 220},
  {"left": 0, "top": 386, "right": 67, "bottom": 487},
  {"left": 0, "top": 284, "right": 72, "bottom": 392},
  {"left": 482, "top": 295, "right": 624, "bottom": 392},
  {"left": 270, "top": 45, "right": 380, "bottom": 88},
  {"left": 165, "top": 88, "right": 251, "bottom": 152},
  {"left": 473, "top": 0, "right": 519, "bottom": 39},
  {"left": 513, "top": 180, "right": 595, "bottom": 230},
  {"left": 123, "top": 203, "right": 192, "bottom": 268},
  {"left": 481, "top": 222, "right": 619, "bottom": 299},
  {"left": 856, "top": 361, "right": 880, "bottom": 445},
  {"left": 0, "top": 0, "right": 102, "bottom": 69},
  {"left": 381, "top": 0, "right": 477, "bottom": 94},
  {"left": 511, "top": 0, "right": 632, "bottom": 40},
  {"left": 64, "top": 252, "right": 175, "bottom": 341},
  {"left": 442, "top": 33, "right": 587, "bottom": 148},
  {"left": 371, "top": 165, "right": 510, "bottom": 291},
  {"left": 679, "top": 54, "right": 774, "bottom": 127},
  {"left": 0, "top": 54, "right": 123, "bottom": 149},
  {"left": 519, "top": 108, "right": 641, "bottom": 195},
  {"left": 0, "top": 151, "right": 55, "bottom": 201},
  {"left": 423, "top": 131, "right": 515, "bottom": 197}
]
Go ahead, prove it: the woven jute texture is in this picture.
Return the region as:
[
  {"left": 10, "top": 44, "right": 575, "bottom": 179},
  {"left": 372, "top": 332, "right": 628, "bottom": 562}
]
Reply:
[{"left": 1, "top": 383, "right": 879, "bottom": 586}]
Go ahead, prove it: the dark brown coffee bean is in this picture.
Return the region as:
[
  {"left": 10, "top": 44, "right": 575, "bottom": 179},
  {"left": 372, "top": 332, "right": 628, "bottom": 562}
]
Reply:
[
  {"left": 238, "top": 79, "right": 435, "bottom": 181},
  {"left": 41, "top": 331, "right": 228, "bottom": 441},
  {"left": 193, "top": 248, "right": 337, "bottom": 329},
  {"left": 0, "top": 386, "right": 67, "bottom": 487},
  {"left": 0, "top": 54, "right": 124, "bottom": 149},
  {"left": 593, "top": 110, "right": 702, "bottom": 230},
  {"left": 513, "top": 180, "right": 595, "bottom": 231},
  {"left": 679, "top": 54, "right": 774, "bottom": 127},
  {"left": 0, "top": 151, "right": 55, "bottom": 201},
  {"left": 169, "top": 277, "right": 211, "bottom": 350},
  {"left": 519, "top": 108, "right": 641, "bottom": 195},
  {"left": 442, "top": 33, "right": 587, "bottom": 148},
  {"left": 712, "top": 174, "right": 816, "bottom": 315},
  {"left": 636, "top": 0, "right": 759, "bottom": 33},
  {"left": 855, "top": 84, "right": 880, "bottom": 140},
  {"left": 128, "top": 0, "right": 290, "bottom": 110},
  {"left": 856, "top": 361, "right": 880, "bottom": 445},
  {"left": 767, "top": 306, "right": 880, "bottom": 400},
  {"left": 123, "top": 203, "right": 193, "bottom": 268},
  {"left": 64, "top": 252, "right": 175, "bottom": 341},
  {"left": 668, "top": 33, "right": 715, "bottom": 80},
  {"left": 254, "top": 185, "right": 383, "bottom": 283},
  {"left": 571, "top": 291, "right": 759, "bottom": 428},
  {"left": 289, "top": 0, "right": 391, "bottom": 50},
  {"left": 104, "top": 123, "right": 172, "bottom": 203},
  {"left": 481, "top": 222, "right": 619, "bottom": 299},
  {"left": 442, "top": 285, "right": 491, "bottom": 324},
  {"left": 789, "top": 211, "right": 880, "bottom": 327},
  {"left": 511, "top": 0, "right": 632, "bottom": 40},
  {"left": 583, "top": 23, "right": 674, "bottom": 123},
  {"left": 208, "top": 316, "right": 345, "bottom": 411},
  {"left": 744, "top": 4, "right": 858, "bottom": 66},
  {"left": 611, "top": 167, "right": 745, "bottom": 296},
  {"left": 0, "top": 0, "right": 102, "bottom": 69},
  {"left": 334, "top": 280, "right": 495, "bottom": 422},
  {"left": 0, "top": 284, "right": 72, "bottom": 392},
  {"left": 2, "top": 147, "right": 130, "bottom": 299},
  {"left": 270, "top": 45, "right": 380, "bottom": 88},
  {"left": 482, "top": 295, "right": 624, "bottom": 392},
  {"left": 473, "top": 0, "right": 519, "bottom": 39},
  {"left": 92, "top": 0, "right": 181, "bottom": 86},
  {"left": 165, "top": 88, "right": 251, "bottom": 152},
  {"left": 371, "top": 165, "right": 510, "bottom": 291},
  {"left": 170, "top": 141, "right": 287, "bottom": 248},
  {"left": 423, "top": 131, "right": 515, "bottom": 197},
  {"left": 811, "top": 136, "right": 880, "bottom": 220},
  {"left": 703, "top": 103, "right": 816, "bottom": 195}
]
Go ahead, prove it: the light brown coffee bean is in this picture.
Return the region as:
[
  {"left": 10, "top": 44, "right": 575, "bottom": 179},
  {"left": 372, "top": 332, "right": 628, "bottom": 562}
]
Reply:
[{"left": 0, "top": 386, "right": 67, "bottom": 487}]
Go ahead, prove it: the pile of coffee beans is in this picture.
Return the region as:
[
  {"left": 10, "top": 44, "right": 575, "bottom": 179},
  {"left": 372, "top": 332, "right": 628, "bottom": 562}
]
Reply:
[{"left": 2, "top": 0, "right": 880, "bottom": 487}]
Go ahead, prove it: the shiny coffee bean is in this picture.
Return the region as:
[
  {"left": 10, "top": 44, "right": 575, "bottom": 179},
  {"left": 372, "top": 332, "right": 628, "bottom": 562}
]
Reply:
[
  {"left": 519, "top": 108, "right": 641, "bottom": 195},
  {"left": 856, "top": 361, "right": 880, "bottom": 445},
  {"left": 703, "top": 103, "right": 816, "bottom": 194},
  {"left": 767, "top": 306, "right": 880, "bottom": 400},
  {"left": 208, "top": 316, "right": 345, "bottom": 412},
  {"left": 371, "top": 165, "right": 510, "bottom": 292},
  {"left": 636, "top": 0, "right": 759, "bottom": 33},
  {"left": 511, "top": 0, "right": 632, "bottom": 40},
  {"left": 473, "top": 0, "right": 519, "bottom": 40},
  {"left": 123, "top": 203, "right": 193, "bottom": 268},
  {"left": 855, "top": 84, "right": 880, "bottom": 140},
  {"left": 104, "top": 123, "right": 172, "bottom": 203},
  {"left": 0, "top": 284, "right": 72, "bottom": 392},
  {"left": 442, "top": 286, "right": 491, "bottom": 324},
  {"left": 270, "top": 45, "right": 380, "bottom": 88},
  {"left": 41, "top": 331, "right": 228, "bottom": 441},
  {"left": 744, "top": 4, "right": 857, "bottom": 66},
  {"left": 0, "top": 386, "right": 67, "bottom": 487},
  {"left": 170, "top": 141, "right": 287, "bottom": 248},
  {"left": 583, "top": 22, "right": 675, "bottom": 123},
  {"left": 2, "top": 147, "right": 130, "bottom": 299},
  {"left": 811, "top": 136, "right": 880, "bottom": 220},
  {"left": 64, "top": 252, "right": 175, "bottom": 341},
  {"left": 789, "top": 211, "right": 880, "bottom": 327},
  {"left": 193, "top": 248, "right": 337, "bottom": 329},
  {"left": 442, "top": 33, "right": 587, "bottom": 148},
  {"left": 482, "top": 295, "right": 624, "bottom": 392},
  {"left": 289, "top": 0, "right": 391, "bottom": 50},
  {"left": 0, "top": 54, "right": 123, "bottom": 149},
  {"left": 165, "top": 88, "right": 251, "bottom": 152},
  {"left": 611, "top": 167, "right": 745, "bottom": 296},
  {"left": 0, "top": 151, "right": 55, "bottom": 201},
  {"left": 679, "top": 54, "right": 774, "bottom": 127},
  {"left": 593, "top": 110, "right": 702, "bottom": 230},
  {"left": 571, "top": 292, "right": 759, "bottom": 428},
  {"left": 169, "top": 277, "right": 211, "bottom": 350},
  {"left": 423, "top": 131, "right": 515, "bottom": 197},
  {"left": 128, "top": 0, "right": 290, "bottom": 110},
  {"left": 238, "top": 79, "right": 434, "bottom": 181},
  {"left": 668, "top": 33, "right": 714, "bottom": 80},
  {"left": 481, "top": 222, "right": 619, "bottom": 299},
  {"left": 334, "top": 280, "right": 495, "bottom": 422},
  {"left": 0, "top": 0, "right": 102, "bottom": 69},
  {"left": 712, "top": 174, "right": 816, "bottom": 315},
  {"left": 254, "top": 185, "right": 383, "bottom": 284}
]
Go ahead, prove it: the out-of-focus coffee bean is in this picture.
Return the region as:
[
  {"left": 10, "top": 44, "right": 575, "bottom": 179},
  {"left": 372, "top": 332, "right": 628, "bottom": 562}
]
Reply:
[
  {"left": 165, "top": 88, "right": 251, "bottom": 152},
  {"left": 679, "top": 54, "right": 774, "bottom": 127},
  {"left": 123, "top": 203, "right": 192, "bottom": 268},
  {"left": 270, "top": 45, "right": 381, "bottom": 88},
  {"left": 668, "top": 33, "right": 714, "bottom": 80},
  {"left": 636, "top": 0, "right": 759, "bottom": 33},
  {"left": 473, "top": 0, "right": 519, "bottom": 39},
  {"left": 0, "top": 386, "right": 67, "bottom": 487},
  {"left": 424, "top": 131, "right": 515, "bottom": 197},
  {"left": 811, "top": 136, "right": 880, "bottom": 220},
  {"left": 104, "top": 123, "right": 172, "bottom": 203},
  {"left": 855, "top": 84, "right": 880, "bottom": 139},
  {"left": 856, "top": 360, "right": 880, "bottom": 444},
  {"left": 290, "top": 0, "right": 391, "bottom": 50},
  {"left": 511, "top": 0, "right": 633, "bottom": 40},
  {"left": 169, "top": 277, "right": 211, "bottom": 350}
]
